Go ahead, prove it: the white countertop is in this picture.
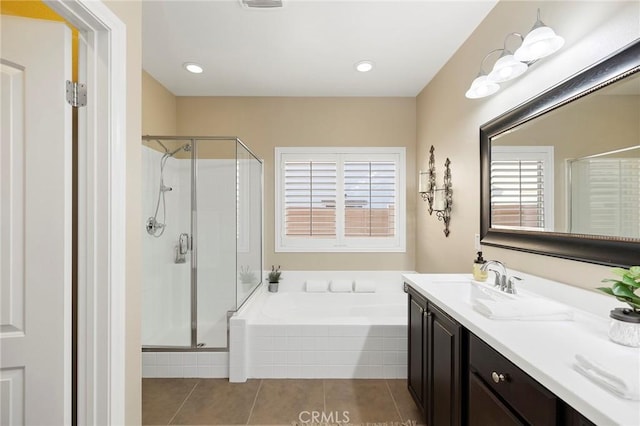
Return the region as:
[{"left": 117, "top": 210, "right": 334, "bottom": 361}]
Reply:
[{"left": 402, "top": 272, "right": 640, "bottom": 426}]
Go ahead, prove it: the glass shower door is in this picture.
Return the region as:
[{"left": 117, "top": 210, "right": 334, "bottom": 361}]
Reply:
[
  {"left": 141, "top": 138, "right": 193, "bottom": 348},
  {"left": 195, "top": 138, "right": 238, "bottom": 348}
]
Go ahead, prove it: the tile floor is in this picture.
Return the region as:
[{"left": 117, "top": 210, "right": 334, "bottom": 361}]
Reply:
[{"left": 142, "top": 378, "right": 425, "bottom": 426}]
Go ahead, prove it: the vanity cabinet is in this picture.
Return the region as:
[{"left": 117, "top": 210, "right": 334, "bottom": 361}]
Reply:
[
  {"left": 405, "top": 282, "right": 599, "bottom": 426},
  {"left": 407, "top": 286, "right": 427, "bottom": 412},
  {"left": 406, "top": 284, "right": 466, "bottom": 426},
  {"left": 469, "top": 333, "right": 557, "bottom": 425}
]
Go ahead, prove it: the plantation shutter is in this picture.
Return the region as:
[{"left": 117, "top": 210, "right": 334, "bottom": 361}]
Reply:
[
  {"left": 276, "top": 147, "right": 406, "bottom": 252},
  {"left": 344, "top": 161, "right": 396, "bottom": 237},
  {"left": 284, "top": 161, "right": 337, "bottom": 237},
  {"left": 491, "top": 159, "right": 546, "bottom": 229},
  {"left": 570, "top": 158, "right": 640, "bottom": 238}
]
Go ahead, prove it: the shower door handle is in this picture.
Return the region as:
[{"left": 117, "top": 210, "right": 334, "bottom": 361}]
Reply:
[{"left": 179, "top": 233, "right": 190, "bottom": 255}]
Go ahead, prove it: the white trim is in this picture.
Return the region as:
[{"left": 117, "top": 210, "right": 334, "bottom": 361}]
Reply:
[
  {"left": 44, "top": 1, "right": 127, "bottom": 424},
  {"left": 275, "top": 147, "right": 406, "bottom": 252}
]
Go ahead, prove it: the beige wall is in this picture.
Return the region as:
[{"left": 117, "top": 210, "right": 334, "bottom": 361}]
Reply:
[
  {"left": 177, "top": 96, "right": 417, "bottom": 271},
  {"left": 104, "top": 1, "right": 142, "bottom": 424},
  {"left": 142, "top": 70, "right": 177, "bottom": 136},
  {"left": 416, "top": 1, "right": 639, "bottom": 289}
]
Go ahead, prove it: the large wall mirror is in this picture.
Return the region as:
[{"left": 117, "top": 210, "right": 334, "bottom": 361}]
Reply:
[{"left": 480, "top": 39, "right": 639, "bottom": 267}]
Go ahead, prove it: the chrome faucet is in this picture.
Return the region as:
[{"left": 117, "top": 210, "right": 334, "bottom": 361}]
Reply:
[
  {"left": 479, "top": 260, "right": 521, "bottom": 294},
  {"left": 481, "top": 260, "right": 507, "bottom": 289},
  {"left": 505, "top": 276, "right": 522, "bottom": 295}
]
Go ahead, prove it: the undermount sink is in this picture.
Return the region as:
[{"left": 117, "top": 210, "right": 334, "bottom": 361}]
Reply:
[{"left": 469, "top": 279, "right": 535, "bottom": 304}]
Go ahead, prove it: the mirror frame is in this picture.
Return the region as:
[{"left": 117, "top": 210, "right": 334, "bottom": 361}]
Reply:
[{"left": 480, "top": 39, "right": 640, "bottom": 268}]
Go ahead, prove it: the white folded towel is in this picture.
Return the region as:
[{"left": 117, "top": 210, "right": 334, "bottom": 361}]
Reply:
[
  {"left": 353, "top": 280, "right": 376, "bottom": 293},
  {"left": 305, "top": 280, "right": 329, "bottom": 292},
  {"left": 574, "top": 353, "right": 640, "bottom": 400},
  {"left": 330, "top": 279, "right": 353, "bottom": 292},
  {"left": 472, "top": 298, "right": 574, "bottom": 321}
]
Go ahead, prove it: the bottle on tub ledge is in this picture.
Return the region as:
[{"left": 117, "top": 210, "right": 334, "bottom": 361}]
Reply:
[{"left": 473, "top": 251, "right": 488, "bottom": 282}]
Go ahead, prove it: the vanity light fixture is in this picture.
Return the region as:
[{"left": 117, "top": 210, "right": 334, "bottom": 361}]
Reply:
[
  {"left": 355, "top": 60, "right": 374, "bottom": 73},
  {"left": 514, "top": 9, "right": 565, "bottom": 62},
  {"left": 465, "top": 9, "right": 563, "bottom": 99},
  {"left": 183, "top": 62, "right": 204, "bottom": 74},
  {"left": 487, "top": 33, "right": 528, "bottom": 83},
  {"left": 465, "top": 50, "right": 502, "bottom": 99}
]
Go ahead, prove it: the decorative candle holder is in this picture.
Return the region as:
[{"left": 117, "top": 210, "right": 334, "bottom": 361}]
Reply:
[
  {"left": 434, "top": 158, "right": 452, "bottom": 237},
  {"left": 419, "top": 148, "right": 453, "bottom": 236}
]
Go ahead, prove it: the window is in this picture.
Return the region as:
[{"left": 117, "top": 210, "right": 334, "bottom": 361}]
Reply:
[
  {"left": 275, "top": 147, "right": 406, "bottom": 252},
  {"left": 491, "top": 146, "right": 554, "bottom": 231},
  {"left": 569, "top": 158, "right": 640, "bottom": 238}
]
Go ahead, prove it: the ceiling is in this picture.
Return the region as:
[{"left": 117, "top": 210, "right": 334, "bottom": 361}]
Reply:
[{"left": 142, "top": 0, "right": 498, "bottom": 97}]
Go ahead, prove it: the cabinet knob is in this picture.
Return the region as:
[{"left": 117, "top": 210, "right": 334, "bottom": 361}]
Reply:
[{"left": 491, "top": 371, "right": 506, "bottom": 383}]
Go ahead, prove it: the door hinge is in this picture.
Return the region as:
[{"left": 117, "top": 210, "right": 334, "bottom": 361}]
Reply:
[{"left": 66, "top": 80, "right": 87, "bottom": 108}]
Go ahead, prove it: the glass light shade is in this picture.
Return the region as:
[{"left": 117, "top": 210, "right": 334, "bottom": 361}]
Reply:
[
  {"left": 514, "top": 26, "right": 565, "bottom": 62},
  {"left": 487, "top": 53, "right": 528, "bottom": 83},
  {"left": 465, "top": 75, "right": 500, "bottom": 99}
]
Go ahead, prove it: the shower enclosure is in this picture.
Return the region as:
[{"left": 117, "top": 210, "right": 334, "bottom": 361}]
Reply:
[{"left": 141, "top": 136, "right": 262, "bottom": 350}]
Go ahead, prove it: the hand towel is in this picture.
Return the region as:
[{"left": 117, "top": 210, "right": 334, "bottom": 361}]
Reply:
[
  {"left": 305, "top": 280, "right": 329, "bottom": 292},
  {"left": 472, "top": 298, "right": 574, "bottom": 321},
  {"left": 330, "top": 279, "right": 353, "bottom": 292},
  {"left": 574, "top": 353, "right": 640, "bottom": 400},
  {"left": 353, "top": 280, "right": 376, "bottom": 293}
]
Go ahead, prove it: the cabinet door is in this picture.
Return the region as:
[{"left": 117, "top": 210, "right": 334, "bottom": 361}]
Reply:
[
  {"left": 408, "top": 291, "right": 427, "bottom": 412},
  {"left": 469, "top": 373, "right": 524, "bottom": 426},
  {"left": 430, "top": 303, "right": 463, "bottom": 426}
]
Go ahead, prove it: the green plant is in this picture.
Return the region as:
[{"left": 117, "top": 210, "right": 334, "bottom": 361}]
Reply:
[
  {"left": 597, "top": 266, "right": 640, "bottom": 312},
  {"left": 267, "top": 265, "right": 281, "bottom": 283}
]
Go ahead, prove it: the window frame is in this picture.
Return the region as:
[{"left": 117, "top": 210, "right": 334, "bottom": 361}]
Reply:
[
  {"left": 275, "top": 147, "right": 406, "bottom": 253},
  {"left": 490, "top": 145, "right": 555, "bottom": 232}
]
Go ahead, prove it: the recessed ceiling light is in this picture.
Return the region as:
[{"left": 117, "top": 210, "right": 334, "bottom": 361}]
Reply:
[
  {"left": 183, "top": 62, "right": 204, "bottom": 74},
  {"left": 355, "top": 61, "right": 374, "bottom": 73}
]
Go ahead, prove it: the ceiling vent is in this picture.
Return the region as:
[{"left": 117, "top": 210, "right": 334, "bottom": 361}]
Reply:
[{"left": 241, "top": 0, "right": 283, "bottom": 8}]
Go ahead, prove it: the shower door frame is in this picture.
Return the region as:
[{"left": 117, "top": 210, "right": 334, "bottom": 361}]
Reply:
[{"left": 141, "top": 135, "right": 263, "bottom": 352}]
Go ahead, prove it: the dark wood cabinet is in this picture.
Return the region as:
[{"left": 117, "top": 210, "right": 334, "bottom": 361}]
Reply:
[
  {"left": 468, "top": 333, "right": 557, "bottom": 425},
  {"left": 407, "top": 287, "right": 427, "bottom": 412},
  {"left": 430, "top": 303, "right": 464, "bottom": 426},
  {"left": 405, "top": 282, "right": 596, "bottom": 426},
  {"left": 469, "top": 372, "right": 524, "bottom": 426},
  {"left": 405, "top": 284, "right": 465, "bottom": 426}
]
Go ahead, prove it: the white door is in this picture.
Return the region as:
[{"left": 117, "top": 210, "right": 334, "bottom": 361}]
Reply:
[{"left": 1, "top": 15, "right": 72, "bottom": 426}]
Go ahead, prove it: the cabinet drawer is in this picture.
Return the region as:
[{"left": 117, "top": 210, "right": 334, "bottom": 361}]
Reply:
[
  {"left": 469, "top": 333, "right": 557, "bottom": 425},
  {"left": 469, "top": 372, "right": 524, "bottom": 426}
]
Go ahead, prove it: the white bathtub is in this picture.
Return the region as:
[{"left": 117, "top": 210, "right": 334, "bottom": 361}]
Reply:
[{"left": 228, "top": 271, "right": 410, "bottom": 382}]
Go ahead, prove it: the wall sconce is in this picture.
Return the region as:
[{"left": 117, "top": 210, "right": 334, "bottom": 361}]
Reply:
[
  {"left": 465, "top": 9, "right": 564, "bottom": 99},
  {"left": 419, "top": 147, "right": 453, "bottom": 237},
  {"left": 418, "top": 146, "right": 436, "bottom": 214},
  {"left": 434, "top": 158, "right": 452, "bottom": 237}
]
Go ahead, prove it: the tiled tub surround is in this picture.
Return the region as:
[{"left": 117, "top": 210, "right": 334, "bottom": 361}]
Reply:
[
  {"left": 403, "top": 272, "right": 640, "bottom": 426},
  {"left": 230, "top": 271, "right": 413, "bottom": 382}
]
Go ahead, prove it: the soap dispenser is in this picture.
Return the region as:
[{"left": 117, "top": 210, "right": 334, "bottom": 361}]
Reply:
[{"left": 473, "top": 251, "right": 488, "bottom": 282}]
